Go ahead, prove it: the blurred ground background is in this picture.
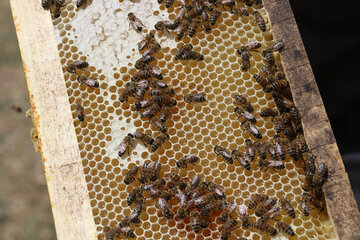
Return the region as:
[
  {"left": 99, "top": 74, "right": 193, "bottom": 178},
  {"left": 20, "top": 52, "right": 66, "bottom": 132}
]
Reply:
[{"left": 0, "top": 0, "right": 358, "bottom": 239}]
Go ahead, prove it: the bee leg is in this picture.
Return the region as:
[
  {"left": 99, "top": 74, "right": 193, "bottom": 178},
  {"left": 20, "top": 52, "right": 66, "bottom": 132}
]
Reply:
[{"left": 240, "top": 119, "right": 247, "bottom": 125}]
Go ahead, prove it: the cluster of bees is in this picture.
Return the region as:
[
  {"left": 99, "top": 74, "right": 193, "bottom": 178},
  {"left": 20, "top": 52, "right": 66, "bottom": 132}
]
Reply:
[
  {"left": 41, "top": 0, "right": 92, "bottom": 18},
  {"left": 153, "top": 0, "right": 264, "bottom": 40}
]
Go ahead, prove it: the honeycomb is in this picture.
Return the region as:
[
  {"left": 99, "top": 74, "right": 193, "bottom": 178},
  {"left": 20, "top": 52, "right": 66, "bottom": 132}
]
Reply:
[{"left": 51, "top": 0, "right": 337, "bottom": 239}]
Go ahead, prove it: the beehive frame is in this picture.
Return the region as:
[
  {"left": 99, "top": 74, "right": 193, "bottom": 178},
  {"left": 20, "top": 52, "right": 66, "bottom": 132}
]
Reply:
[{"left": 10, "top": 0, "right": 360, "bottom": 239}]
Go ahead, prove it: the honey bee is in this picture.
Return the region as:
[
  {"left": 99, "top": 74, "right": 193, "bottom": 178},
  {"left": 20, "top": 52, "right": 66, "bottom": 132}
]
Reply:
[
  {"left": 76, "top": 0, "right": 92, "bottom": 8},
  {"left": 103, "top": 226, "right": 116, "bottom": 240},
  {"left": 253, "top": 11, "right": 266, "bottom": 32},
  {"left": 175, "top": 44, "right": 193, "bottom": 60},
  {"left": 115, "top": 133, "right": 134, "bottom": 157},
  {"left": 144, "top": 65, "right": 162, "bottom": 79},
  {"left": 265, "top": 79, "right": 289, "bottom": 92},
  {"left": 175, "top": 189, "right": 188, "bottom": 219},
  {"left": 138, "top": 162, "right": 151, "bottom": 184},
  {"left": 127, "top": 188, "right": 142, "bottom": 206},
  {"left": 143, "top": 183, "right": 170, "bottom": 200},
  {"left": 200, "top": 213, "right": 210, "bottom": 228},
  {"left": 135, "top": 97, "right": 154, "bottom": 110},
  {"left": 143, "top": 42, "right": 161, "bottom": 57},
  {"left": 253, "top": 74, "right": 268, "bottom": 90},
  {"left": 77, "top": 75, "right": 99, "bottom": 88},
  {"left": 41, "top": 0, "right": 52, "bottom": 10},
  {"left": 201, "top": 199, "right": 223, "bottom": 216},
  {"left": 179, "top": 50, "right": 204, "bottom": 61},
  {"left": 149, "top": 87, "right": 174, "bottom": 96},
  {"left": 296, "top": 134, "right": 309, "bottom": 153},
  {"left": 50, "top": 0, "right": 63, "bottom": 18},
  {"left": 149, "top": 160, "right": 162, "bottom": 181},
  {"left": 220, "top": 219, "right": 238, "bottom": 240},
  {"left": 128, "top": 13, "right": 145, "bottom": 32},
  {"left": 208, "top": 181, "right": 225, "bottom": 199},
  {"left": 214, "top": 145, "right": 233, "bottom": 164},
  {"left": 272, "top": 116, "right": 285, "bottom": 133},
  {"left": 276, "top": 222, "right": 295, "bottom": 236},
  {"left": 135, "top": 80, "right": 149, "bottom": 90},
  {"left": 131, "top": 70, "right": 150, "bottom": 82},
  {"left": 177, "top": 19, "right": 190, "bottom": 40},
  {"left": 255, "top": 198, "right": 277, "bottom": 217},
  {"left": 243, "top": 41, "right": 262, "bottom": 51},
  {"left": 218, "top": 0, "right": 235, "bottom": 9},
  {"left": 149, "top": 79, "right": 168, "bottom": 89},
  {"left": 133, "top": 131, "right": 154, "bottom": 147},
  {"left": 190, "top": 210, "right": 201, "bottom": 232},
  {"left": 150, "top": 116, "right": 167, "bottom": 133},
  {"left": 184, "top": 93, "right": 206, "bottom": 103},
  {"left": 260, "top": 205, "right": 281, "bottom": 223},
  {"left": 155, "top": 20, "right": 180, "bottom": 32},
  {"left": 254, "top": 140, "right": 266, "bottom": 160},
  {"left": 134, "top": 87, "right": 147, "bottom": 101},
  {"left": 301, "top": 192, "right": 312, "bottom": 216},
  {"left": 234, "top": 106, "right": 256, "bottom": 124},
  {"left": 233, "top": 94, "right": 253, "bottom": 112},
  {"left": 138, "top": 33, "right": 155, "bottom": 52},
  {"left": 75, "top": 104, "right": 85, "bottom": 122},
  {"left": 118, "top": 226, "right": 135, "bottom": 238},
  {"left": 283, "top": 125, "right": 297, "bottom": 140},
  {"left": 123, "top": 166, "right": 139, "bottom": 185},
  {"left": 165, "top": 0, "right": 175, "bottom": 8},
  {"left": 151, "top": 133, "right": 168, "bottom": 151},
  {"left": 251, "top": 222, "right": 277, "bottom": 236},
  {"left": 242, "top": 0, "right": 252, "bottom": 6},
  {"left": 231, "top": 6, "right": 249, "bottom": 16},
  {"left": 231, "top": 150, "right": 250, "bottom": 170},
  {"left": 312, "top": 162, "right": 328, "bottom": 190},
  {"left": 119, "top": 214, "right": 140, "bottom": 228},
  {"left": 264, "top": 142, "right": 278, "bottom": 161},
  {"left": 237, "top": 46, "right": 250, "bottom": 71},
  {"left": 272, "top": 93, "right": 287, "bottom": 112},
  {"left": 248, "top": 193, "right": 269, "bottom": 209},
  {"left": 210, "top": 10, "right": 221, "bottom": 25},
  {"left": 219, "top": 201, "right": 237, "bottom": 222},
  {"left": 286, "top": 139, "right": 299, "bottom": 161},
  {"left": 242, "top": 121, "right": 262, "bottom": 139},
  {"left": 159, "top": 105, "right": 171, "bottom": 122},
  {"left": 279, "top": 198, "right": 295, "bottom": 218},
  {"left": 201, "top": 11, "right": 212, "bottom": 32},
  {"left": 260, "top": 108, "right": 278, "bottom": 118},
  {"left": 189, "top": 175, "right": 202, "bottom": 190},
  {"left": 202, "top": 1, "right": 213, "bottom": 11},
  {"left": 188, "top": 18, "right": 201, "bottom": 37},
  {"left": 245, "top": 139, "right": 256, "bottom": 161},
  {"left": 67, "top": 60, "right": 89, "bottom": 73},
  {"left": 268, "top": 40, "right": 284, "bottom": 52},
  {"left": 262, "top": 49, "right": 275, "bottom": 66},
  {"left": 155, "top": 95, "right": 177, "bottom": 107},
  {"left": 119, "top": 83, "right": 136, "bottom": 103},
  {"left": 259, "top": 159, "right": 285, "bottom": 171},
  {"left": 273, "top": 135, "right": 286, "bottom": 160},
  {"left": 177, "top": 154, "right": 199, "bottom": 168},
  {"left": 238, "top": 204, "right": 250, "bottom": 227}
]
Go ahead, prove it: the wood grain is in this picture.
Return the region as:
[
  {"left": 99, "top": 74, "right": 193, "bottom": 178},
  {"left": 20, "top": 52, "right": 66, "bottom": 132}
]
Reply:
[
  {"left": 263, "top": 0, "right": 360, "bottom": 239},
  {"left": 9, "top": 0, "right": 97, "bottom": 239}
]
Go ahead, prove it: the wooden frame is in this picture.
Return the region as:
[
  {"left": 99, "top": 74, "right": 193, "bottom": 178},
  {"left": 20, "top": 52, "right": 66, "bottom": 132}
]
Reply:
[{"left": 10, "top": 0, "right": 360, "bottom": 239}]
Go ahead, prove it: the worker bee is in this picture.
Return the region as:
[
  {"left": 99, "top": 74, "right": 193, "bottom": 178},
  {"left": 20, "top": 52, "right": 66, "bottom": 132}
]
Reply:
[
  {"left": 200, "top": 213, "right": 210, "bottom": 229},
  {"left": 296, "top": 134, "right": 309, "bottom": 153},
  {"left": 233, "top": 94, "right": 253, "bottom": 112},
  {"left": 219, "top": 201, "right": 237, "bottom": 222},
  {"left": 176, "top": 19, "right": 190, "bottom": 40},
  {"left": 260, "top": 205, "right": 281, "bottom": 223},
  {"left": 253, "top": 11, "right": 266, "bottom": 32},
  {"left": 149, "top": 160, "right": 162, "bottom": 182},
  {"left": 220, "top": 219, "right": 238, "bottom": 240},
  {"left": 115, "top": 133, "right": 134, "bottom": 157},
  {"left": 149, "top": 88, "right": 175, "bottom": 97},
  {"left": 175, "top": 44, "right": 193, "bottom": 60},
  {"left": 177, "top": 154, "right": 199, "bottom": 168},
  {"left": 134, "top": 87, "right": 147, "bottom": 101},
  {"left": 260, "top": 108, "right": 278, "bottom": 118},
  {"left": 143, "top": 183, "right": 170, "bottom": 200},
  {"left": 279, "top": 198, "right": 295, "bottom": 218},
  {"left": 243, "top": 41, "right": 262, "bottom": 51},
  {"left": 248, "top": 193, "right": 269, "bottom": 209},
  {"left": 283, "top": 125, "right": 297, "bottom": 140},
  {"left": 149, "top": 79, "right": 168, "bottom": 89},
  {"left": 145, "top": 65, "right": 163, "bottom": 79},
  {"left": 264, "top": 142, "right": 278, "bottom": 160},
  {"left": 165, "top": 0, "right": 175, "bottom": 8},
  {"left": 202, "top": 0, "right": 213, "bottom": 11},
  {"left": 190, "top": 210, "right": 201, "bottom": 232},
  {"left": 135, "top": 97, "right": 154, "bottom": 110},
  {"left": 151, "top": 133, "right": 169, "bottom": 151},
  {"left": 67, "top": 60, "right": 89, "bottom": 73},
  {"left": 103, "top": 226, "right": 116, "bottom": 240},
  {"left": 259, "top": 159, "right": 285, "bottom": 171},
  {"left": 150, "top": 116, "right": 167, "bottom": 133},
  {"left": 119, "top": 214, "right": 140, "bottom": 228},
  {"left": 179, "top": 50, "right": 204, "bottom": 61},
  {"left": 272, "top": 93, "right": 287, "bottom": 112},
  {"left": 253, "top": 74, "right": 268, "bottom": 90},
  {"left": 119, "top": 82, "right": 136, "bottom": 103},
  {"left": 252, "top": 222, "right": 277, "bottom": 236},
  {"left": 123, "top": 166, "right": 139, "bottom": 185},
  {"left": 214, "top": 145, "right": 233, "bottom": 164},
  {"left": 138, "top": 34, "right": 155, "bottom": 52},
  {"left": 76, "top": 0, "right": 92, "bottom": 8},
  {"left": 118, "top": 226, "right": 135, "bottom": 238},
  {"left": 234, "top": 106, "right": 256, "bottom": 124},
  {"left": 77, "top": 75, "right": 99, "bottom": 88},
  {"left": 231, "top": 6, "right": 249, "bottom": 16},
  {"left": 276, "top": 222, "right": 295, "bottom": 236},
  {"left": 201, "top": 199, "right": 223, "bottom": 216},
  {"left": 128, "top": 13, "right": 145, "bottom": 32},
  {"left": 155, "top": 20, "right": 180, "bottom": 32},
  {"left": 210, "top": 10, "right": 221, "bottom": 25},
  {"left": 255, "top": 198, "right": 277, "bottom": 217},
  {"left": 155, "top": 95, "right": 177, "bottom": 107},
  {"left": 242, "top": 121, "right": 262, "bottom": 139},
  {"left": 254, "top": 140, "right": 266, "bottom": 160},
  {"left": 133, "top": 131, "right": 154, "bottom": 147},
  {"left": 175, "top": 189, "right": 188, "bottom": 219},
  {"left": 265, "top": 79, "right": 289, "bottom": 92},
  {"left": 188, "top": 18, "right": 201, "bottom": 37},
  {"left": 273, "top": 135, "right": 286, "bottom": 160},
  {"left": 201, "top": 11, "right": 212, "bottom": 32},
  {"left": 219, "top": 0, "right": 235, "bottom": 9},
  {"left": 127, "top": 188, "right": 142, "bottom": 206},
  {"left": 208, "top": 181, "right": 225, "bottom": 199},
  {"left": 262, "top": 49, "right": 275, "bottom": 66},
  {"left": 273, "top": 116, "right": 285, "bottom": 133},
  {"left": 245, "top": 139, "right": 256, "bottom": 161},
  {"left": 143, "top": 42, "right": 161, "bottom": 57},
  {"left": 41, "top": 0, "right": 52, "bottom": 10},
  {"left": 238, "top": 204, "right": 250, "bottom": 227},
  {"left": 301, "top": 193, "right": 312, "bottom": 216},
  {"left": 237, "top": 46, "right": 250, "bottom": 71},
  {"left": 231, "top": 150, "right": 251, "bottom": 170},
  {"left": 159, "top": 105, "right": 172, "bottom": 122},
  {"left": 131, "top": 70, "right": 151, "bottom": 82},
  {"left": 75, "top": 104, "right": 85, "bottom": 122},
  {"left": 184, "top": 93, "right": 206, "bottom": 103},
  {"left": 138, "top": 162, "right": 151, "bottom": 184},
  {"left": 268, "top": 40, "right": 284, "bottom": 52},
  {"left": 312, "top": 162, "right": 328, "bottom": 190},
  {"left": 286, "top": 139, "right": 299, "bottom": 161}
]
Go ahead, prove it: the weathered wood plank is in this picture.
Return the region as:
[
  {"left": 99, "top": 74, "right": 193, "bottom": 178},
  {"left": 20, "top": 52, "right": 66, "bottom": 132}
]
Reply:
[
  {"left": 9, "top": 0, "right": 97, "bottom": 239},
  {"left": 263, "top": 0, "right": 360, "bottom": 239}
]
